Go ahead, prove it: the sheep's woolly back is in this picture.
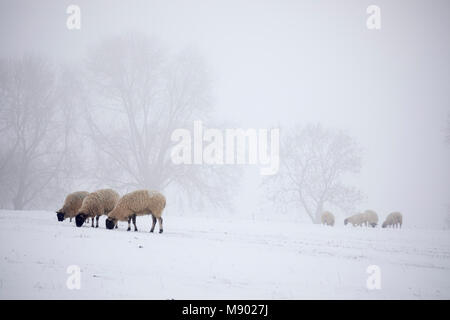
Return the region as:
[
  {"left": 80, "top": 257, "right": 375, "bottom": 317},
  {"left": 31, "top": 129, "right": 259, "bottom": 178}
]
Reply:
[
  {"left": 321, "top": 211, "right": 335, "bottom": 226},
  {"left": 364, "top": 210, "right": 379, "bottom": 224},
  {"left": 108, "top": 190, "right": 166, "bottom": 221},
  {"left": 59, "top": 191, "right": 89, "bottom": 218},
  {"left": 383, "top": 212, "right": 403, "bottom": 227},
  {"left": 346, "top": 210, "right": 379, "bottom": 227},
  {"left": 78, "top": 189, "right": 120, "bottom": 218}
]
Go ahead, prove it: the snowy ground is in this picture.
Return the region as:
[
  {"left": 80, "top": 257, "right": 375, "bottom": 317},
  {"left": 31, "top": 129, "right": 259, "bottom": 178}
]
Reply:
[{"left": 0, "top": 210, "right": 449, "bottom": 299}]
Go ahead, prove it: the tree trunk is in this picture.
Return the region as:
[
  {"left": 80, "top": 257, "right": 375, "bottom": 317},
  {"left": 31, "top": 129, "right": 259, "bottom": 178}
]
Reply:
[{"left": 314, "top": 203, "right": 323, "bottom": 224}]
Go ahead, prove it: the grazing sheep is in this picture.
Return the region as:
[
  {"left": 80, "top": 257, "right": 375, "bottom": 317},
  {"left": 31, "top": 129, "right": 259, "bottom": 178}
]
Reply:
[
  {"left": 344, "top": 210, "right": 378, "bottom": 228},
  {"left": 382, "top": 212, "right": 403, "bottom": 228},
  {"left": 56, "top": 191, "right": 89, "bottom": 222},
  {"left": 75, "top": 189, "right": 120, "bottom": 228},
  {"left": 364, "top": 210, "right": 379, "bottom": 227},
  {"left": 105, "top": 190, "right": 166, "bottom": 233},
  {"left": 321, "top": 211, "right": 335, "bottom": 226},
  {"left": 344, "top": 213, "right": 366, "bottom": 227}
]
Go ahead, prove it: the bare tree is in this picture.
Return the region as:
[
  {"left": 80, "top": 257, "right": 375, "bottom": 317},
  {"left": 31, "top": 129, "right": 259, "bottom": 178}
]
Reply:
[
  {"left": 84, "top": 34, "right": 237, "bottom": 209},
  {"left": 0, "top": 56, "right": 79, "bottom": 209},
  {"left": 264, "top": 124, "right": 363, "bottom": 223}
]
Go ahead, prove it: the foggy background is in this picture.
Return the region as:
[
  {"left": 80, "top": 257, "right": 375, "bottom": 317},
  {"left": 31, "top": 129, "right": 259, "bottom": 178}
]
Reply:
[{"left": 0, "top": 0, "right": 449, "bottom": 228}]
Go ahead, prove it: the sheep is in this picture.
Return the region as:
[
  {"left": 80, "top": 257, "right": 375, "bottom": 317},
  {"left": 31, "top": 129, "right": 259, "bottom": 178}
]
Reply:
[
  {"left": 321, "top": 211, "right": 335, "bottom": 226},
  {"left": 56, "top": 191, "right": 89, "bottom": 222},
  {"left": 344, "top": 210, "right": 378, "bottom": 227},
  {"left": 75, "top": 189, "right": 120, "bottom": 228},
  {"left": 382, "top": 212, "right": 403, "bottom": 228},
  {"left": 364, "top": 209, "right": 379, "bottom": 227},
  {"left": 105, "top": 190, "right": 166, "bottom": 233}
]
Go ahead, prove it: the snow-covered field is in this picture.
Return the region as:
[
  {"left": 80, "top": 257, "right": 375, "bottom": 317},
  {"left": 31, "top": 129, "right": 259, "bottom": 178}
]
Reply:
[{"left": 0, "top": 210, "right": 449, "bottom": 299}]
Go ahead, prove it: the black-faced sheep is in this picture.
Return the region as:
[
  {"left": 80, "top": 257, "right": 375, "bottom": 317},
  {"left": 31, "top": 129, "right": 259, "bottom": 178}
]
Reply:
[
  {"left": 321, "top": 211, "right": 335, "bottom": 226},
  {"left": 75, "top": 189, "right": 120, "bottom": 228},
  {"left": 344, "top": 210, "right": 378, "bottom": 227},
  {"left": 56, "top": 191, "right": 89, "bottom": 222},
  {"left": 382, "top": 212, "right": 403, "bottom": 228},
  {"left": 105, "top": 190, "right": 166, "bottom": 233}
]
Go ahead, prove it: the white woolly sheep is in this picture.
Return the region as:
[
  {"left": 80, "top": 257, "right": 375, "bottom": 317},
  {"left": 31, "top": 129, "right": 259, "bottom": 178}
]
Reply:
[
  {"left": 321, "top": 211, "right": 335, "bottom": 226},
  {"left": 75, "top": 189, "right": 120, "bottom": 228},
  {"left": 105, "top": 190, "right": 166, "bottom": 233},
  {"left": 56, "top": 191, "right": 89, "bottom": 222},
  {"left": 364, "top": 209, "right": 379, "bottom": 227},
  {"left": 382, "top": 212, "right": 403, "bottom": 228},
  {"left": 344, "top": 210, "right": 378, "bottom": 228}
]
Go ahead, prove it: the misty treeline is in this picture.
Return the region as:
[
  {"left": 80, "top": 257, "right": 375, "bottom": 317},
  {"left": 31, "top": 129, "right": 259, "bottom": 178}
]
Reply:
[{"left": 0, "top": 34, "right": 364, "bottom": 222}]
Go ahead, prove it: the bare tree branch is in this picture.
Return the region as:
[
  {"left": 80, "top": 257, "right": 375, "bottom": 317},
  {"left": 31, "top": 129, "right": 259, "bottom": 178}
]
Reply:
[{"left": 83, "top": 34, "right": 237, "bottom": 210}]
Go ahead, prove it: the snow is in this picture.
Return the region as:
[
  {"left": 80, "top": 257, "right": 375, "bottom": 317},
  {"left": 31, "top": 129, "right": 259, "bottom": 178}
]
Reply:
[{"left": 0, "top": 210, "right": 449, "bottom": 299}]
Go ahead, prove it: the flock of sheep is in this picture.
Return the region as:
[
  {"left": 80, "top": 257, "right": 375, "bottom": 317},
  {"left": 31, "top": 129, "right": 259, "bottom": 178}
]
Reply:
[
  {"left": 56, "top": 188, "right": 402, "bottom": 233},
  {"left": 56, "top": 189, "right": 166, "bottom": 233},
  {"left": 321, "top": 210, "right": 403, "bottom": 228}
]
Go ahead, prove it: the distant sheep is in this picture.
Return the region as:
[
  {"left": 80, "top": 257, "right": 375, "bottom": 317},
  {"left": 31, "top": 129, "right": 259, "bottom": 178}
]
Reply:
[
  {"left": 75, "top": 189, "right": 120, "bottom": 228},
  {"left": 321, "top": 211, "right": 335, "bottom": 226},
  {"left": 382, "top": 212, "right": 403, "bottom": 228},
  {"left": 344, "top": 210, "right": 378, "bottom": 228},
  {"left": 105, "top": 190, "right": 166, "bottom": 233},
  {"left": 344, "top": 213, "right": 365, "bottom": 227},
  {"left": 56, "top": 191, "right": 89, "bottom": 222},
  {"left": 364, "top": 210, "right": 379, "bottom": 227}
]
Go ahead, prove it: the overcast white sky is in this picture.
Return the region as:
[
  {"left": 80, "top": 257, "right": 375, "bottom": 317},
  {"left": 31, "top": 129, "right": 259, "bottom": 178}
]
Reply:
[{"left": 1, "top": 0, "right": 449, "bottom": 227}]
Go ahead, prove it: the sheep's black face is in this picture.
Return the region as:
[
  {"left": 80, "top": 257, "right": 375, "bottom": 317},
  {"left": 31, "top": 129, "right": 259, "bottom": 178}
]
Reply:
[
  {"left": 56, "top": 212, "right": 65, "bottom": 221},
  {"left": 105, "top": 218, "right": 115, "bottom": 230},
  {"left": 370, "top": 223, "right": 377, "bottom": 228},
  {"left": 75, "top": 214, "right": 86, "bottom": 227}
]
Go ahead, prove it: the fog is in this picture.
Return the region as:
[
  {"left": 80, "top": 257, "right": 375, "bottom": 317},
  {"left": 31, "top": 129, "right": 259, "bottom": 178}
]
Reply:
[{"left": 0, "top": 0, "right": 449, "bottom": 228}]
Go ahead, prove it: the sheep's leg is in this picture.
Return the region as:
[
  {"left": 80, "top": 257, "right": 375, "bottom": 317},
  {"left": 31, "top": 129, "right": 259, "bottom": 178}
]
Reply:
[
  {"left": 127, "top": 217, "right": 131, "bottom": 231},
  {"left": 115, "top": 222, "right": 118, "bottom": 229},
  {"left": 70, "top": 217, "right": 72, "bottom": 222},
  {"left": 95, "top": 216, "right": 100, "bottom": 228},
  {"left": 158, "top": 217, "right": 163, "bottom": 234},
  {"left": 132, "top": 214, "right": 138, "bottom": 231},
  {"left": 150, "top": 216, "right": 157, "bottom": 233},
  {"left": 91, "top": 217, "right": 94, "bottom": 227}
]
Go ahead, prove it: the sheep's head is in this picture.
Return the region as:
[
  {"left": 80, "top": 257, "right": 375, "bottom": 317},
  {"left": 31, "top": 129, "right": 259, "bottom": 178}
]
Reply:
[
  {"left": 344, "top": 218, "right": 348, "bottom": 225},
  {"left": 105, "top": 217, "right": 116, "bottom": 230},
  {"left": 370, "top": 222, "right": 377, "bottom": 228},
  {"left": 75, "top": 213, "right": 87, "bottom": 227},
  {"left": 56, "top": 211, "right": 65, "bottom": 221}
]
